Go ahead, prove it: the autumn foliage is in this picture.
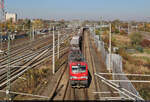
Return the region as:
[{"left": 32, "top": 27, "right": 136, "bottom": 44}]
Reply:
[{"left": 141, "top": 39, "right": 150, "bottom": 48}]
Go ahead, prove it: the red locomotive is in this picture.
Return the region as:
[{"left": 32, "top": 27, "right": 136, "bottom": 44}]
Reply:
[{"left": 69, "top": 35, "right": 88, "bottom": 88}]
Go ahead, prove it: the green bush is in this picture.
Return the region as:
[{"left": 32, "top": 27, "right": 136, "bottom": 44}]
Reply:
[
  {"left": 95, "top": 29, "right": 100, "bottom": 35},
  {"left": 114, "top": 29, "right": 119, "bottom": 33},
  {"left": 129, "top": 32, "right": 143, "bottom": 47},
  {"left": 136, "top": 46, "right": 143, "bottom": 53}
]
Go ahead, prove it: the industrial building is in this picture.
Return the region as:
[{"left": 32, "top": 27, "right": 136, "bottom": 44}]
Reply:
[{"left": 5, "top": 12, "right": 17, "bottom": 22}]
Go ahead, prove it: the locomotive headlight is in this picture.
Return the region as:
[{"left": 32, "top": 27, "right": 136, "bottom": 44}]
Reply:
[
  {"left": 81, "top": 76, "right": 88, "bottom": 79},
  {"left": 70, "top": 76, "right": 78, "bottom": 79}
]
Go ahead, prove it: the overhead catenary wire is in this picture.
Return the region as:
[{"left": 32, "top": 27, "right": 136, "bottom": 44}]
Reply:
[
  {"left": 0, "top": 47, "right": 69, "bottom": 99},
  {"left": 95, "top": 73, "right": 144, "bottom": 100},
  {"left": 109, "top": 80, "right": 150, "bottom": 83},
  {"left": 98, "top": 72, "right": 150, "bottom": 77},
  {"left": 0, "top": 47, "right": 69, "bottom": 90},
  {"left": 93, "top": 91, "right": 119, "bottom": 94},
  {"left": 99, "top": 97, "right": 130, "bottom": 100},
  {"left": 0, "top": 34, "right": 70, "bottom": 88},
  {"left": 0, "top": 28, "right": 70, "bottom": 100},
  {"left": 0, "top": 90, "right": 49, "bottom": 99}
]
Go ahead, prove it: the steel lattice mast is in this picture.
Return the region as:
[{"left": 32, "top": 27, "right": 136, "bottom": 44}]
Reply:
[
  {"left": 0, "top": 0, "right": 5, "bottom": 22},
  {"left": 0, "top": 0, "right": 4, "bottom": 50}
]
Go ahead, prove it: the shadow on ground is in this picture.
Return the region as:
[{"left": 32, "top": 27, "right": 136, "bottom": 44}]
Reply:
[{"left": 86, "top": 70, "right": 92, "bottom": 88}]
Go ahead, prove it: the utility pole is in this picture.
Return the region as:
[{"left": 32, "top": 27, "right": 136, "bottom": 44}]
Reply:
[
  {"left": 49, "top": 23, "right": 51, "bottom": 36},
  {"left": 119, "top": 25, "right": 121, "bottom": 33},
  {"left": 48, "top": 27, "right": 50, "bottom": 36},
  {"left": 23, "top": 25, "right": 25, "bottom": 31},
  {"left": 94, "top": 24, "right": 96, "bottom": 34},
  {"left": 128, "top": 23, "right": 129, "bottom": 34},
  {"left": 57, "top": 30, "right": 60, "bottom": 59},
  {"left": 143, "top": 22, "right": 145, "bottom": 32},
  {"left": 100, "top": 16, "right": 103, "bottom": 26},
  {"left": 6, "top": 31, "right": 11, "bottom": 100},
  {"left": 0, "top": 29, "right": 2, "bottom": 50},
  {"left": 0, "top": 0, "right": 5, "bottom": 50},
  {"left": 52, "top": 26, "right": 55, "bottom": 74},
  {"left": 100, "top": 16, "right": 102, "bottom": 35},
  {"left": 136, "top": 25, "right": 138, "bottom": 32},
  {"left": 29, "top": 26, "right": 32, "bottom": 41},
  {"left": 108, "top": 23, "right": 112, "bottom": 73},
  {"left": 32, "top": 26, "right": 35, "bottom": 41}
]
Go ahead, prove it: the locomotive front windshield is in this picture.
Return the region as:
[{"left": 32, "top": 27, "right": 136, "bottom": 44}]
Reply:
[
  {"left": 80, "top": 66, "right": 86, "bottom": 72},
  {"left": 72, "top": 65, "right": 86, "bottom": 73}
]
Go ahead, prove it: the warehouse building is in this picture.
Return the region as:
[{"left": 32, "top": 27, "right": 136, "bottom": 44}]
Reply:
[{"left": 5, "top": 12, "right": 17, "bottom": 22}]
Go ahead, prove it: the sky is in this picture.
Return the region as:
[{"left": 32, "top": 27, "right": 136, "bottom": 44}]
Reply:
[{"left": 6, "top": 0, "right": 150, "bottom": 21}]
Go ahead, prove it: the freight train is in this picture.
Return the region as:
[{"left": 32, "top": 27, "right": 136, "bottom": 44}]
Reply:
[
  {"left": 68, "top": 35, "right": 88, "bottom": 88},
  {"left": 0, "top": 33, "right": 28, "bottom": 41}
]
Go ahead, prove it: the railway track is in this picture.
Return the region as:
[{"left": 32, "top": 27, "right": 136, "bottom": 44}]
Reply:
[
  {"left": 0, "top": 35, "right": 53, "bottom": 62},
  {"left": 72, "top": 88, "right": 89, "bottom": 100},
  {"left": 50, "top": 62, "right": 69, "bottom": 100},
  {"left": 0, "top": 39, "right": 53, "bottom": 68},
  {"left": 0, "top": 32, "right": 69, "bottom": 67},
  {"left": 0, "top": 31, "right": 71, "bottom": 90},
  {"left": 0, "top": 46, "right": 69, "bottom": 86},
  {"left": 49, "top": 29, "right": 97, "bottom": 100},
  {"left": 0, "top": 29, "right": 89, "bottom": 100},
  {"left": 1, "top": 35, "right": 44, "bottom": 53}
]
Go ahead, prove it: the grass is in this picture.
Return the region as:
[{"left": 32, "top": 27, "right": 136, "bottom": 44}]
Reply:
[
  {"left": 139, "top": 86, "right": 150, "bottom": 100},
  {"left": 101, "top": 32, "right": 150, "bottom": 100},
  {"left": 144, "top": 48, "right": 150, "bottom": 54},
  {"left": 136, "top": 56, "right": 150, "bottom": 64},
  {"left": 124, "top": 54, "right": 150, "bottom": 100}
]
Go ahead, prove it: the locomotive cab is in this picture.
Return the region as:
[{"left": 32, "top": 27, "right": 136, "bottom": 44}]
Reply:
[{"left": 69, "top": 62, "right": 88, "bottom": 88}]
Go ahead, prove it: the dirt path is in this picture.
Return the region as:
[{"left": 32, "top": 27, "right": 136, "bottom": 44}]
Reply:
[
  {"left": 88, "top": 30, "right": 118, "bottom": 98},
  {"left": 131, "top": 53, "right": 150, "bottom": 58},
  {"left": 83, "top": 30, "right": 99, "bottom": 100}
]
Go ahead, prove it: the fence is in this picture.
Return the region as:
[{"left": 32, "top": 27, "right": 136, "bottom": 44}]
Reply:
[{"left": 89, "top": 27, "right": 142, "bottom": 100}]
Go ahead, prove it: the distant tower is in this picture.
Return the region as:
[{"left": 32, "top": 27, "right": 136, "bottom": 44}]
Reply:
[{"left": 0, "top": 0, "right": 5, "bottom": 22}]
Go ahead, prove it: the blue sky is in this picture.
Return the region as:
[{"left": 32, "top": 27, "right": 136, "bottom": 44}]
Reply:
[{"left": 6, "top": 0, "right": 150, "bottom": 21}]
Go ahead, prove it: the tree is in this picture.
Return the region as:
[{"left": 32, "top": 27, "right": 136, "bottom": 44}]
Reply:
[
  {"left": 24, "top": 19, "right": 31, "bottom": 29},
  {"left": 95, "top": 29, "right": 100, "bottom": 35},
  {"left": 112, "top": 19, "right": 121, "bottom": 25},
  {"left": 32, "top": 19, "right": 44, "bottom": 29},
  {"left": 6, "top": 18, "right": 15, "bottom": 32},
  {"left": 129, "top": 32, "right": 143, "bottom": 47}
]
